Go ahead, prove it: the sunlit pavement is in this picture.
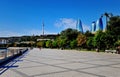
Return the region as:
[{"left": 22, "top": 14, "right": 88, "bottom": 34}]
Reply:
[{"left": 1, "top": 48, "right": 120, "bottom": 77}]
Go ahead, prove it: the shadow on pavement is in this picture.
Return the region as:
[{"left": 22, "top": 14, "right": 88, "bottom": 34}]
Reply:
[{"left": 0, "top": 50, "right": 29, "bottom": 75}]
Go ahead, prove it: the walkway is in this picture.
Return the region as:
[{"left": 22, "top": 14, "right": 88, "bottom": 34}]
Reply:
[{"left": 1, "top": 48, "right": 120, "bottom": 77}]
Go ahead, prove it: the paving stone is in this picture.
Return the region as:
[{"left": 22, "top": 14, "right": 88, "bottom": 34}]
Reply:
[
  {"left": 80, "top": 66, "right": 120, "bottom": 77},
  {"left": 1, "top": 48, "right": 120, "bottom": 77},
  {"left": 17, "top": 66, "right": 67, "bottom": 76},
  {"left": 56, "top": 63, "right": 96, "bottom": 70},
  {"left": 35, "top": 71, "right": 98, "bottom": 77}
]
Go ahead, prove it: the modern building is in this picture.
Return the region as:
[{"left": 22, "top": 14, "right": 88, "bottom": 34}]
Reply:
[
  {"left": 91, "top": 21, "right": 96, "bottom": 33},
  {"left": 0, "top": 38, "right": 9, "bottom": 44},
  {"left": 37, "top": 34, "right": 59, "bottom": 41},
  {"left": 91, "top": 17, "right": 104, "bottom": 33},
  {"left": 0, "top": 37, "right": 21, "bottom": 45},
  {"left": 96, "top": 18, "right": 103, "bottom": 31},
  {"left": 76, "top": 19, "right": 83, "bottom": 33}
]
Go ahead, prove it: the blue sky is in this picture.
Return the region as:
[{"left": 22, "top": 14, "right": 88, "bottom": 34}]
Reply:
[{"left": 0, "top": 0, "right": 120, "bottom": 37}]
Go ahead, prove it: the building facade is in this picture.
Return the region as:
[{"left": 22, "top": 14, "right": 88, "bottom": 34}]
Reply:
[
  {"left": 91, "top": 17, "right": 104, "bottom": 33},
  {"left": 91, "top": 21, "right": 96, "bottom": 33},
  {"left": 0, "top": 38, "right": 9, "bottom": 44},
  {"left": 76, "top": 19, "right": 83, "bottom": 33},
  {"left": 96, "top": 18, "right": 103, "bottom": 31}
]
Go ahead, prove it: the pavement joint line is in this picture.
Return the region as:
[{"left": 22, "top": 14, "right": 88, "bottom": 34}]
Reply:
[
  {"left": 30, "top": 65, "right": 106, "bottom": 77},
  {"left": 23, "top": 53, "right": 120, "bottom": 76},
  {"left": 17, "top": 65, "right": 45, "bottom": 69},
  {"left": 24, "top": 55, "right": 120, "bottom": 68},
  {"left": 75, "top": 63, "right": 120, "bottom": 71},
  {"left": 10, "top": 69, "right": 29, "bottom": 77},
  {"left": 24, "top": 59, "right": 105, "bottom": 77},
  {"left": 23, "top": 56, "right": 81, "bottom": 65},
  {"left": 74, "top": 61, "right": 120, "bottom": 66},
  {"left": 83, "top": 58, "right": 120, "bottom": 63},
  {"left": 26, "top": 54, "right": 70, "bottom": 61},
  {"left": 23, "top": 55, "right": 120, "bottom": 76},
  {"left": 76, "top": 70, "right": 106, "bottom": 77},
  {"left": 27, "top": 53, "right": 120, "bottom": 65},
  {"left": 25, "top": 54, "right": 104, "bottom": 65},
  {"left": 1, "top": 48, "right": 120, "bottom": 77},
  {"left": 30, "top": 70, "right": 71, "bottom": 77}
]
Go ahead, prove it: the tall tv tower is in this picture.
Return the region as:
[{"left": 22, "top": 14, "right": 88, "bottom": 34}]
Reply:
[{"left": 42, "top": 21, "right": 44, "bottom": 36}]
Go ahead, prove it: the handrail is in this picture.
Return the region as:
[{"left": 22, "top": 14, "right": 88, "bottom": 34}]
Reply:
[{"left": 0, "top": 47, "right": 28, "bottom": 64}]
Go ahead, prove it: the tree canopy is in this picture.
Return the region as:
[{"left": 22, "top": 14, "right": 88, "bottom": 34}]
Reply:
[
  {"left": 60, "top": 28, "right": 79, "bottom": 41},
  {"left": 107, "top": 16, "right": 120, "bottom": 39}
]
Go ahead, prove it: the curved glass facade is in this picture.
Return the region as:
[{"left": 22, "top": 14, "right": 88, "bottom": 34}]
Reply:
[
  {"left": 91, "top": 22, "right": 96, "bottom": 33},
  {"left": 96, "top": 18, "right": 103, "bottom": 31},
  {"left": 76, "top": 19, "right": 83, "bottom": 33}
]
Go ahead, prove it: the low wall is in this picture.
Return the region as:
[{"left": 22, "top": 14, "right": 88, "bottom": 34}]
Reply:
[
  {"left": 105, "top": 50, "right": 116, "bottom": 53},
  {"left": 0, "top": 47, "right": 28, "bottom": 65}
]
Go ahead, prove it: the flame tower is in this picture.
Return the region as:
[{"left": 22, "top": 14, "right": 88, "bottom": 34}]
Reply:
[
  {"left": 91, "top": 21, "right": 96, "bottom": 33},
  {"left": 96, "top": 18, "right": 103, "bottom": 31},
  {"left": 76, "top": 19, "right": 83, "bottom": 33}
]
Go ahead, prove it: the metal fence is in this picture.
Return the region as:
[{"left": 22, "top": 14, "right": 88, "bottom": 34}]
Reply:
[{"left": 0, "top": 47, "right": 28, "bottom": 63}]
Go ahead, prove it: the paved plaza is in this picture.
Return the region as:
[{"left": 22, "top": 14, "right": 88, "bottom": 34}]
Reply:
[{"left": 0, "top": 48, "right": 120, "bottom": 77}]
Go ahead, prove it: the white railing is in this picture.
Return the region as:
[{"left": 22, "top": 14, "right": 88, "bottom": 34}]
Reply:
[{"left": 0, "top": 47, "right": 28, "bottom": 63}]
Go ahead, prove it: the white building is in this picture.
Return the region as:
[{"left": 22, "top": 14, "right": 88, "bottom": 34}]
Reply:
[{"left": 0, "top": 38, "right": 9, "bottom": 44}]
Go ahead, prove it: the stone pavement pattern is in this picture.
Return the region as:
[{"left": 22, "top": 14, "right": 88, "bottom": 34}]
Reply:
[{"left": 1, "top": 48, "right": 120, "bottom": 77}]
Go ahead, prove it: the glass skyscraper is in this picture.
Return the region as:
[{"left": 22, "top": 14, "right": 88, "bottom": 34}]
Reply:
[
  {"left": 91, "top": 21, "right": 96, "bottom": 33},
  {"left": 76, "top": 19, "right": 83, "bottom": 33},
  {"left": 96, "top": 18, "right": 103, "bottom": 31}
]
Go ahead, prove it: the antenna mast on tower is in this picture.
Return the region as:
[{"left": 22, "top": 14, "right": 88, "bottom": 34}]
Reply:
[{"left": 42, "top": 21, "right": 44, "bottom": 36}]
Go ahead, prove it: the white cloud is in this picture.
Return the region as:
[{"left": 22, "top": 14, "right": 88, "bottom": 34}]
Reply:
[
  {"left": 82, "top": 24, "right": 91, "bottom": 32},
  {"left": 0, "top": 19, "right": 91, "bottom": 37},
  {"left": 54, "top": 18, "right": 77, "bottom": 29},
  {"left": 54, "top": 18, "right": 91, "bottom": 32}
]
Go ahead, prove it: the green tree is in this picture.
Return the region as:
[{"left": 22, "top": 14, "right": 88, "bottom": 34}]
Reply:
[
  {"left": 59, "top": 28, "right": 79, "bottom": 49},
  {"left": 103, "top": 31, "right": 117, "bottom": 49},
  {"left": 52, "top": 40, "right": 58, "bottom": 48},
  {"left": 56, "top": 36, "right": 66, "bottom": 48},
  {"left": 103, "top": 16, "right": 120, "bottom": 49},
  {"left": 60, "top": 28, "right": 79, "bottom": 41},
  {"left": 114, "top": 40, "right": 120, "bottom": 47},
  {"left": 70, "top": 40, "right": 77, "bottom": 49},
  {"left": 46, "top": 40, "right": 52, "bottom": 48},
  {"left": 107, "top": 16, "right": 120, "bottom": 39},
  {"left": 93, "top": 30, "right": 106, "bottom": 50},
  {"left": 86, "top": 37, "right": 94, "bottom": 50},
  {"left": 56, "top": 37, "right": 61, "bottom": 48},
  {"left": 59, "top": 39, "right": 66, "bottom": 49},
  {"left": 84, "top": 30, "right": 94, "bottom": 37}
]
